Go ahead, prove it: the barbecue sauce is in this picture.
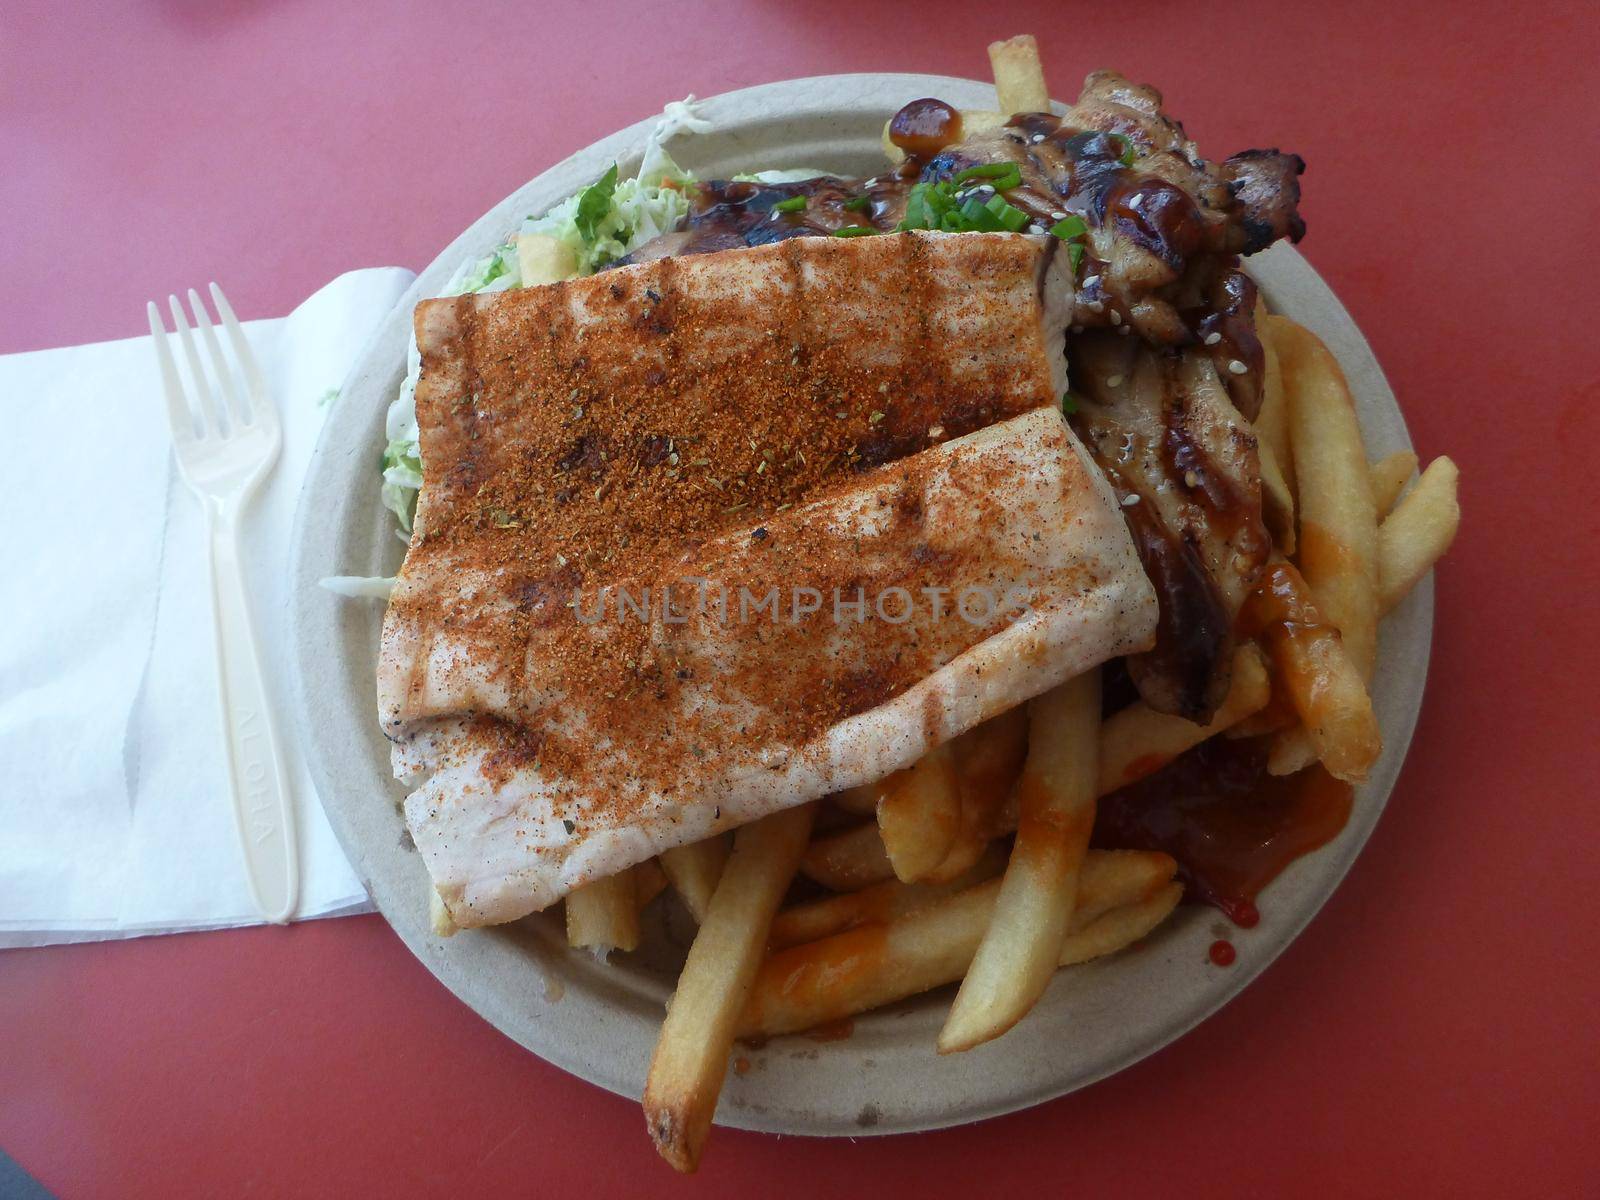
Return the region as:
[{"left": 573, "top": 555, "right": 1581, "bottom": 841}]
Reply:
[
  {"left": 888, "top": 98, "right": 963, "bottom": 161},
  {"left": 1093, "top": 735, "right": 1353, "bottom": 926}
]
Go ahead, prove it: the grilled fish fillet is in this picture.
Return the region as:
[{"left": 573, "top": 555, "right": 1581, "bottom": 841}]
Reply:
[{"left": 380, "top": 232, "right": 1157, "bottom": 926}]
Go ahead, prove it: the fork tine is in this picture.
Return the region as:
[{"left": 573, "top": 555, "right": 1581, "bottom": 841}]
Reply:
[
  {"left": 188, "top": 287, "right": 251, "bottom": 427},
  {"left": 148, "top": 302, "right": 200, "bottom": 440},
  {"left": 168, "top": 293, "right": 226, "bottom": 438},
  {"left": 209, "top": 284, "right": 273, "bottom": 428}
]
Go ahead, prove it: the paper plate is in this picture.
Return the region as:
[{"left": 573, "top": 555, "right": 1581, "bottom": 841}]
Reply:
[{"left": 288, "top": 74, "right": 1431, "bottom": 1136}]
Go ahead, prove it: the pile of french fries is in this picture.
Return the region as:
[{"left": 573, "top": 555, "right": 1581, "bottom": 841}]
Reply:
[
  {"left": 632, "top": 308, "right": 1456, "bottom": 1170},
  {"left": 428, "top": 34, "right": 1462, "bottom": 1172}
]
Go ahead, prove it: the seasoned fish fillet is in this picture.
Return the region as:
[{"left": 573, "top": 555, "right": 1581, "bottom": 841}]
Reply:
[{"left": 380, "top": 232, "right": 1157, "bottom": 926}]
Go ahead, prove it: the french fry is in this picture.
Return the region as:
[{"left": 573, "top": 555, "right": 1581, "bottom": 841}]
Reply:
[
  {"left": 807, "top": 650, "right": 1268, "bottom": 888},
  {"left": 1378, "top": 457, "right": 1461, "bottom": 616},
  {"left": 1258, "top": 434, "right": 1297, "bottom": 556},
  {"left": 830, "top": 784, "right": 878, "bottom": 817},
  {"left": 1266, "top": 730, "right": 1319, "bottom": 777},
  {"left": 881, "top": 110, "right": 1007, "bottom": 166},
  {"left": 1249, "top": 561, "right": 1381, "bottom": 783},
  {"left": 1256, "top": 316, "right": 1295, "bottom": 502},
  {"left": 1370, "top": 450, "right": 1419, "bottom": 517},
  {"left": 799, "top": 820, "right": 896, "bottom": 892},
  {"left": 1224, "top": 699, "right": 1298, "bottom": 740},
  {"left": 635, "top": 858, "right": 670, "bottom": 913},
  {"left": 1057, "top": 882, "right": 1184, "bottom": 966},
  {"left": 768, "top": 844, "right": 1006, "bottom": 951},
  {"left": 644, "top": 804, "right": 815, "bottom": 1173},
  {"left": 1098, "top": 645, "right": 1271, "bottom": 793},
  {"left": 875, "top": 743, "right": 962, "bottom": 883},
  {"left": 429, "top": 888, "right": 458, "bottom": 938},
  {"left": 739, "top": 850, "right": 1178, "bottom": 1039},
  {"left": 1270, "top": 316, "right": 1380, "bottom": 678},
  {"left": 925, "top": 706, "right": 1029, "bottom": 883},
  {"left": 659, "top": 835, "right": 731, "bottom": 924},
  {"left": 988, "top": 34, "right": 1050, "bottom": 114},
  {"left": 940, "top": 670, "right": 1101, "bottom": 1053},
  {"left": 566, "top": 868, "right": 640, "bottom": 954}
]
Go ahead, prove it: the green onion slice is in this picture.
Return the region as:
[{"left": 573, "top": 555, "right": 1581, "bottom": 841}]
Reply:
[
  {"left": 1049, "top": 215, "right": 1087, "bottom": 241},
  {"left": 955, "top": 162, "right": 1023, "bottom": 190}
]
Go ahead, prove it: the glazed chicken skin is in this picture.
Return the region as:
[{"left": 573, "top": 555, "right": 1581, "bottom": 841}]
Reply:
[{"left": 1068, "top": 334, "right": 1270, "bottom": 720}]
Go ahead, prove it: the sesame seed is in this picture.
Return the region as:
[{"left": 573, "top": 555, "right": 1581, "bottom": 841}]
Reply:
[
  {"left": 1051, "top": 211, "right": 1067, "bottom": 221},
  {"left": 1109, "top": 310, "right": 1122, "bottom": 326},
  {"left": 1129, "top": 193, "right": 1143, "bottom": 210},
  {"left": 928, "top": 424, "right": 945, "bottom": 439},
  {"left": 1106, "top": 374, "right": 1124, "bottom": 388},
  {"left": 1027, "top": 223, "right": 1045, "bottom": 235},
  {"left": 1204, "top": 331, "right": 1222, "bottom": 346},
  {"left": 1082, "top": 275, "right": 1101, "bottom": 288},
  {"left": 1121, "top": 493, "right": 1141, "bottom": 507},
  {"left": 1031, "top": 133, "right": 1046, "bottom": 143},
  {"left": 1228, "top": 359, "right": 1248, "bottom": 375},
  {"left": 1184, "top": 470, "right": 1200, "bottom": 488},
  {"left": 1086, "top": 300, "right": 1105, "bottom": 314}
]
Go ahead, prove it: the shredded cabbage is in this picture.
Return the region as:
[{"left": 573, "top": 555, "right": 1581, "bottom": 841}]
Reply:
[{"left": 376, "top": 98, "right": 713, "bottom": 534}]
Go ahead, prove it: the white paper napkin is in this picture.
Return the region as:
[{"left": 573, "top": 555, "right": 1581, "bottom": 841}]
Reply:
[{"left": 0, "top": 267, "right": 416, "bottom": 947}]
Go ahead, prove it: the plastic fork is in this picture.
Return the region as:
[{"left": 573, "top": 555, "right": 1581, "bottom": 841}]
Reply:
[{"left": 148, "top": 284, "right": 298, "bottom": 923}]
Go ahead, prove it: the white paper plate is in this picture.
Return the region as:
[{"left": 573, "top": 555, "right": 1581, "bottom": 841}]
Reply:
[{"left": 289, "top": 74, "right": 1431, "bottom": 1136}]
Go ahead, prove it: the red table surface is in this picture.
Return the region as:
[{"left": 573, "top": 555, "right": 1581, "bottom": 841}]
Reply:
[{"left": 4, "top": 2, "right": 1597, "bottom": 1195}]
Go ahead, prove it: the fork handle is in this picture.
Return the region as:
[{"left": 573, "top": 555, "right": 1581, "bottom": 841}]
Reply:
[{"left": 205, "top": 501, "right": 300, "bottom": 923}]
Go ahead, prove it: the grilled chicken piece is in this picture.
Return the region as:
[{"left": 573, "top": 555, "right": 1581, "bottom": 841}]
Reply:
[
  {"left": 919, "top": 72, "right": 1300, "bottom": 417},
  {"left": 1068, "top": 332, "right": 1270, "bottom": 720},
  {"left": 381, "top": 232, "right": 1158, "bottom": 926}
]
